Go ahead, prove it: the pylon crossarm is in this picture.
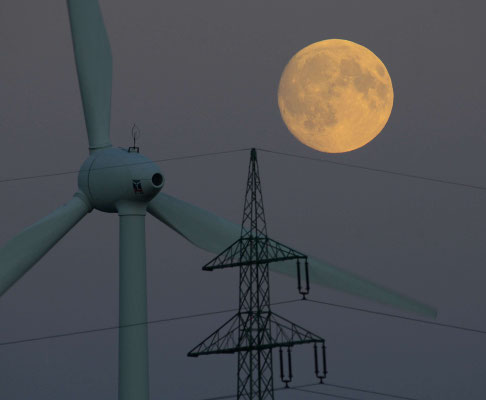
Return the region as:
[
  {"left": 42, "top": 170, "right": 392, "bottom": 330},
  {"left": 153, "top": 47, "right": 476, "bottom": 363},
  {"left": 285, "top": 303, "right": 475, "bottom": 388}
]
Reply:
[
  {"left": 269, "top": 312, "right": 324, "bottom": 345},
  {"left": 189, "top": 337, "right": 324, "bottom": 355},
  {"left": 187, "top": 314, "right": 240, "bottom": 357},
  {"left": 201, "top": 238, "right": 246, "bottom": 271},
  {"left": 202, "top": 237, "right": 307, "bottom": 271},
  {"left": 264, "top": 237, "right": 307, "bottom": 262},
  {"left": 188, "top": 311, "right": 325, "bottom": 357}
]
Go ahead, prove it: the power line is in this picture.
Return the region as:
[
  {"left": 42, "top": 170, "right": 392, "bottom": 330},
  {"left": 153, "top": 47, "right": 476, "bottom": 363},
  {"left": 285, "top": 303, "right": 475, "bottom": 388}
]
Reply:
[
  {"left": 1, "top": 294, "right": 485, "bottom": 348},
  {"left": 198, "top": 393, "right": 236, "bottom": 400},
  {"left": 198, "top": 383, "right": 323, "bottom": 400},
  {"left": 0, "top": 148, "right": 250, "bottom": 184},
  {"left": 290, "top": 387, "right": 363, "bottom": 400},
  {"left": 0, "top": 168, "right": 81, "bottom": 184},
  {"left": 257, "top": 148, "right": 486, "bottom": 192},
  {"left": 2, "top": 147, "right": 486, "bottom": 195},
  {"left": 1, "top": 294, "right": 484, "bottom": 348},
  {"left": 197, "top": 368, "right": 427, "bottom": 400},
  {"left": 290, "top": 382, "right": 422, "bottom": 400},
  {"left": 320, "top": 383, "right": 419, "bottom": 400},
  {"left": 192, "top": 376, "right": 424, "bottom": 400},
  {"left": 201, "top": 381, "right": 405, "bottom": 400},
  {"left": 0, "top": 299, "right": 299, "bottom": 347},
  {"left": 307, "top": 298, "right": 486, "bottom": 336},
  {"left": 0, "top": 308, "right": 235, "bottom": 347}
]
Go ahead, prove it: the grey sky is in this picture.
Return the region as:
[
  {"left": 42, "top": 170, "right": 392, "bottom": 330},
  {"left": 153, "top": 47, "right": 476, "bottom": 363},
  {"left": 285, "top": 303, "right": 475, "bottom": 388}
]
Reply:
[{"left": 1, "top": 0, "right": 485, "bottom": 399}]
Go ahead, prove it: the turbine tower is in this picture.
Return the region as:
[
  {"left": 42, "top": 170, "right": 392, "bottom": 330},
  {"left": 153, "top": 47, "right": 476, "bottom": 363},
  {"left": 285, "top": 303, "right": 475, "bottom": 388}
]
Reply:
[{"left": 0, "top": 1, "right": 437, "bottom": 399}]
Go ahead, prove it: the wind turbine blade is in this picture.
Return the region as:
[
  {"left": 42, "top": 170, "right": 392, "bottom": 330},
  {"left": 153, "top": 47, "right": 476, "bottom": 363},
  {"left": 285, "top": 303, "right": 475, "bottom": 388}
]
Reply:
[
  {"left": 272, "top": 257, "right": 437, "bottom": 318},
  {"left": 67, "top": 0, "right": 112, "bottom": 152},
  {"left": 0, "top": 193, "right": 92, "bottom": 297},
  {"left": 147, "top": 192, "right": 241, "bottom": 253},
  {"left": 148, "top": 192, "right": 437, "bottom": 317}
]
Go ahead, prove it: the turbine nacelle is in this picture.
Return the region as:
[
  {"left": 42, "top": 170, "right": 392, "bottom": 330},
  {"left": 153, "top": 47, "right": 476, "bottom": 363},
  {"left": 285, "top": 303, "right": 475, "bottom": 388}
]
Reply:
[{"left": 78, "top": 147, "right": 164, "bottom": 214}]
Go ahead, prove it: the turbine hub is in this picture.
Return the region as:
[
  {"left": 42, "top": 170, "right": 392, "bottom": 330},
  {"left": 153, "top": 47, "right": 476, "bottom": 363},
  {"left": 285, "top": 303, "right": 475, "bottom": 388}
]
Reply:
[{"left": 78, "top": 147, "right": 164, "bottom": 213}]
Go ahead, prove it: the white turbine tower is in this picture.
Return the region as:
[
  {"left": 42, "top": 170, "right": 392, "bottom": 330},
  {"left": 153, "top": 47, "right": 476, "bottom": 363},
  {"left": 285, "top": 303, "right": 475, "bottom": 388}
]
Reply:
[{"left": 0, "top": 1, "right": 436, "bottom": 399}]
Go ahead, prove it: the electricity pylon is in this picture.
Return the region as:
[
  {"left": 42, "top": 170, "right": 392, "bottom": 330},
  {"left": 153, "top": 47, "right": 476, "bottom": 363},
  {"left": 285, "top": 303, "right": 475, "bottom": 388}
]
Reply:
[{"left": 188, "top": 149, "right": 327, "bottom": 399}]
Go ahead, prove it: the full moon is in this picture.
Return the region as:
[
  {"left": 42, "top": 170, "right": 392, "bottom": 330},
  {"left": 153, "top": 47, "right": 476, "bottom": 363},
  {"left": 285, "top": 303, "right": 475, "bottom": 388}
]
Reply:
[{"left": 278, "top": 39, "right": 394, "bottom": 153}]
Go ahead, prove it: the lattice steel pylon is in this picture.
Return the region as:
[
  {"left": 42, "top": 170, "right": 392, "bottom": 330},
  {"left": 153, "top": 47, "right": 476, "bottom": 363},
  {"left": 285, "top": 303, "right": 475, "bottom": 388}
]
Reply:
[{"left": 188, "top": 148, "right": 327, "bottom": 399}]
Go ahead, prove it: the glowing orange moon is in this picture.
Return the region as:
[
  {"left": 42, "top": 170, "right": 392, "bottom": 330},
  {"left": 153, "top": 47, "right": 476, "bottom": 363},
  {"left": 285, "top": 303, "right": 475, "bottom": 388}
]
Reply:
[{"left": 278, "top": 39, "right": 394, "bottom": 153}]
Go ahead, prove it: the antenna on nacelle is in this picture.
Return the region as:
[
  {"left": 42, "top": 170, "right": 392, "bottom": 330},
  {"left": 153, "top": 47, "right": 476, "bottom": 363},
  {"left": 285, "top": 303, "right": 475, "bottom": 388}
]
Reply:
[{"left": 129, "top": 123, "right": 141, "bottom": 153}]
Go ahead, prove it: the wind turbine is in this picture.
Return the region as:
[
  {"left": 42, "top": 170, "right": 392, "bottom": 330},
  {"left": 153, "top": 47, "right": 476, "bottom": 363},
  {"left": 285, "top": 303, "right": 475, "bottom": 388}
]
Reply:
[{"left": 0, "top": 1, "right": 436, "bottom": 399}]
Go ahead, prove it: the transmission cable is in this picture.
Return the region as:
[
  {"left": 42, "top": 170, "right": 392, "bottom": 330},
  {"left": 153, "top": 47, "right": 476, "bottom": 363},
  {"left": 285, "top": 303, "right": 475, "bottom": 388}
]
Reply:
[
  {"left": 306, "top": 298, "right": 486, "bottom": 335},
  {"left": 199, "top": 380, "right": 420, "bottom": 400},
  {"left": 290, "top": 387, "right": 362, "bottom": 400},
  {"left": 2, "top": 147, "right": 486, "bottom": 194},
  {"left": 1, "top": 295, "right": 485, "bottom": 348},
  {"left": 0, "top": 148, "right": 250, "bottom": 184},
  {"left": 322, "top": 382, "right": 419, "bottom": 400},
  {"left": 0, "top": 299, "right": 298, "bottom": 347},
  {"left": 257, "top": 148, "right": 486, "bottom": 192},
  {"left": 198, "top": 393, "right": 236, "bottom": 400},
  {"left": 198, "top": 383, "right": 327, "bottom": 400}
]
